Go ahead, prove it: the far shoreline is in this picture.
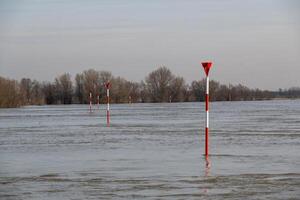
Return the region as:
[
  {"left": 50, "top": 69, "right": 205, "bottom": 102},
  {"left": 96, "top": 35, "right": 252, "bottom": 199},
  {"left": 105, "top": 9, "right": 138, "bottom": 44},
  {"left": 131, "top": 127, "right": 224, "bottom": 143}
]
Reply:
[{"left": 2, "top": 98, "right": 299, "bottom": 109}]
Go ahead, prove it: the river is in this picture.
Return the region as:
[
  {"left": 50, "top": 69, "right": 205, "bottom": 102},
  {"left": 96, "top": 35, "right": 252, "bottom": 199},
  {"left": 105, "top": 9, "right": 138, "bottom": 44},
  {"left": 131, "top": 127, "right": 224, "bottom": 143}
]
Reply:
[{"left": 0, "top": 100, "right": 299, "bottom": 199}]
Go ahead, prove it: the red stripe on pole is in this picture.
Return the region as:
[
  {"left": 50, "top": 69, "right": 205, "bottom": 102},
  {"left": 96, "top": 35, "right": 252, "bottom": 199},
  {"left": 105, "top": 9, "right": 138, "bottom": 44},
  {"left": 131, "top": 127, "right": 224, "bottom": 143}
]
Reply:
[
  {"left": 107, "top": 110, "right": 110, "bottom": 126},
  {"left": 89, "top": 93, "right": 92, "bottom": 113},
  {"left": 107, "top": 92, "right": 110, "bottom": 126},
  {"left": 205, "top": 127, "right": 209, "bottom": 157},
  {"left": 105, "top": 82, "right": 110, "bottom": 127}
]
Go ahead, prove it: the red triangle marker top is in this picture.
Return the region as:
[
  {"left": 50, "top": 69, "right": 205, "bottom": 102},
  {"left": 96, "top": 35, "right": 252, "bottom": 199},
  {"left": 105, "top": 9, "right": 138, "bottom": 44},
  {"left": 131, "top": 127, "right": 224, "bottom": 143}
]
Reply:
[
  {"left": 105, "top": 82, "right": 111, "bottom": 89},
  {"left": 202, "top": 62, "right": 213, "bottom": 76}
]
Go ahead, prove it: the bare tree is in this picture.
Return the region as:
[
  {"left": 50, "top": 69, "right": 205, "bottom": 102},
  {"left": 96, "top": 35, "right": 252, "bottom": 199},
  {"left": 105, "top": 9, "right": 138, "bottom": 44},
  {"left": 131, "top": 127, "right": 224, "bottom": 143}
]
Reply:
[
  {"left": 169, "top": 76, "right": 186, "bottom": 102},
  {"left": 74, "top": 73, "right": 84, "bottom": 104},
  {"left": 20, "top": 78, "right": 32, "bottom": 104},
  {"left": 3, "top": 68, "right": 299, "bottom": 108},
  {"left": 145, "top": 66, "right": 174, "bottom": 102},
  {"left": 30, "top": 80, "right": 44, "bottom": 105},
  {"left": 128, "top": 82, "right": 140, "bottom": 103},
  {"left": 139, "top": 81, "right": 149, "bottom": 103},
  {"left": 82, "top": 69, "right": 100, "bottom": 103},
  {"left": 55, "top": 73, "right": 73, "bottom": 104},
  {"left": 0, "top": 77, "right": 21, "bottom": 108},
  {"left": 209, "top": 80, "right": 220, "bottom": 101},
  {"left": 191, "top": 79, "right": 205, "bottom": 101},
  {"left": 42, "top": 82, "right": 56, "bottom": 104}
]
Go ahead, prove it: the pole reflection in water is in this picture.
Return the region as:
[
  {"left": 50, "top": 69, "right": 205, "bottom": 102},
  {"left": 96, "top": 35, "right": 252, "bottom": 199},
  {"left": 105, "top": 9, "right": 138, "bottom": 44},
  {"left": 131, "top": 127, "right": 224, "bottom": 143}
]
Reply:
[
  {"left": 203, "top": 156, "right": 211, "bottom": 194},
  {"left": 205, "top": 156, "right": 211, "bottom": 176}
]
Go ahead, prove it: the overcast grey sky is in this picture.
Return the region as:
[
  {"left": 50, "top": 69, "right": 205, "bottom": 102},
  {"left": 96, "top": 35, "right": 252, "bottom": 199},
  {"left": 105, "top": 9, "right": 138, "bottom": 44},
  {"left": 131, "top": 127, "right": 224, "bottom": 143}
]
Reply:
[{"left": 0, "top": 0, "right": 299, "bottom": 90}]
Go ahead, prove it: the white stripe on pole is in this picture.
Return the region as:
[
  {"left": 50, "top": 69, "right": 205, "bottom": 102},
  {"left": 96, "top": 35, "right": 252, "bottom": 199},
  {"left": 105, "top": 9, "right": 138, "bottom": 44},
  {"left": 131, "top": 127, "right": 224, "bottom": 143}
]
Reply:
[
  {"left": 89, "top": 92, "right": 92, "bottom": 113},
  {"left": 206, "top": 111, "right": 209, "bottom": 128},
  {"left": 206, "top": 76, "right": 209, "bottom": 129},
  {"left": 106, "top": 85, "right": 110, "bottom": 126},
  {"left": 107, "top": 89, "right": 110, "bottom": 111},
  {"left": 206, "top": 76, "right": 209, "bottom": 95}
]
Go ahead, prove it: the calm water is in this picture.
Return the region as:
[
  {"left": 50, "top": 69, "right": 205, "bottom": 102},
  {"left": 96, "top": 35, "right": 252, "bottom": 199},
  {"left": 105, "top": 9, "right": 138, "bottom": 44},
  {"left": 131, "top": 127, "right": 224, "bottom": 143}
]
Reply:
[{"left": 0, "top": 100, "right": 300, "bottom": 199}]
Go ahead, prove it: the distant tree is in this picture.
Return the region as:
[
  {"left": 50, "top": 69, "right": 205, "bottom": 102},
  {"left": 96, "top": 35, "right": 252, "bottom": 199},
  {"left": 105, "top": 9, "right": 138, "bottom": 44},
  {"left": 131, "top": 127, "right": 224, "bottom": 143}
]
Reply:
[
  {"left": 55, "top": 73, "right": 73, "bottom": 104},
  {"left": 128, "top": 82, "right": 140, "bottom": 103},
  {"left": 30, "top": 80, "right": 44, "bottom": 105},
  {"left": 215, "top": 84, "right": 230, "bottom": 101},
  {"left": 2, "top": 68, "right": 300, "bottom": 108},
  {"left": 75, "top": 73, "right": 84, "bottom": 104},
  {"left": 287, "top": 87, "right": 300, "bottom": 98},
  {"left": 190, "top": 79, "right": 205, "bottom": 101},
  {"left": 99, "top": 71, "right": 113, "bottom": 83},
  {"left": 190, "top": 81, "right": 225, "bottom": 102},
  {"left": 169, "top": 76, "right": 187, "bottom": 102},
  {"left": 110, "top": 77, "right": 128, "bottom": 103},
  {"left": 145, "top": 66, "right": 174, "bottom": 102},
  {"left": 139, "top": 81, "right": 149, "bottom": 103},
  {"left": 0, "top": 76, "right": 21, "bottom": 108},
  {"left": 208, "top": 80, "right": 220, "bottom": 101},
  {"left": 42, "top": 82, "right": 56, "bottom": 104},
  {"left": 82, "top": 69, "right": 101, "bottom": 103},
  {"left": 20, "top": 78, "right": 32, "bottom": 104}
]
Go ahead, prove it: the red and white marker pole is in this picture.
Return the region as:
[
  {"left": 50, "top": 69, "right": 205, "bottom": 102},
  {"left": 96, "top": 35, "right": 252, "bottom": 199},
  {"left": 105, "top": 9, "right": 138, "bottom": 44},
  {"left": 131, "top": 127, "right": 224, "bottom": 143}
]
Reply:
[
  {"left": 105, "top": 82, "right": 111, "bottom": 126},
  {"left": 202, "top": 62, "right": 213, "bottom": 158},
  {"left": 89, "top": 92, "right": 92, "bottom": 113}
]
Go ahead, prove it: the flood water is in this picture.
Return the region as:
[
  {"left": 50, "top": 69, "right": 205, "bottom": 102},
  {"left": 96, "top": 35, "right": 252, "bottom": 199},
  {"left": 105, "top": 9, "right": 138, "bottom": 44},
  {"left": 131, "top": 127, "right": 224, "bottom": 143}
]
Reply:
[{"left": 0, "top": 100, "right": 300, "bottom": 199}]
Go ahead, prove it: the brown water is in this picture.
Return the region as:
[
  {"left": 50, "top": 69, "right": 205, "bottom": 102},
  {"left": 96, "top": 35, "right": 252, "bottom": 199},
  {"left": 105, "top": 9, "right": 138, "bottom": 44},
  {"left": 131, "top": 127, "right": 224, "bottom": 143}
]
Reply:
[{"left": 0, "top": 100, "right": 300, "bottom": 199}]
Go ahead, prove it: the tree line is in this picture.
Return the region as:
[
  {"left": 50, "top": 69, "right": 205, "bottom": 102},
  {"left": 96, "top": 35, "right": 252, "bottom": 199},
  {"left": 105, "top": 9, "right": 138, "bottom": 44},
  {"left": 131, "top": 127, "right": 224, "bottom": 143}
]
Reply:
[{"left": 0, "top": 67, "right": 299, "bottom": 108}]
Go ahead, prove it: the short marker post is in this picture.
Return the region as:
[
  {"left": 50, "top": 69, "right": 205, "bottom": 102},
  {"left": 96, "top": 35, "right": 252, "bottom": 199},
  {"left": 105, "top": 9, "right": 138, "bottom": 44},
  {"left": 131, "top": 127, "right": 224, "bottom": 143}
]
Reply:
[
  {"left": 105, "top": 82, "right": 111, "bottom": 126},
  {"left": 97, "top": 95, "right": 100, "bottom": 109},
  {"left": 202, "top": 61, "right": 213, "bottom": 158},
  {"left": 89, "top": 92, "right": 92, "bottom": 113}
]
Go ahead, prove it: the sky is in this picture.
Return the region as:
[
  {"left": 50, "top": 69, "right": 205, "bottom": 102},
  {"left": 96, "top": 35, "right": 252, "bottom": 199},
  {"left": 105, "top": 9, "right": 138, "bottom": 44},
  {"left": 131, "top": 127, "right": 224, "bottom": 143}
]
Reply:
[{"left": 0, "top": 0, "right": 299, "bottom": 90}]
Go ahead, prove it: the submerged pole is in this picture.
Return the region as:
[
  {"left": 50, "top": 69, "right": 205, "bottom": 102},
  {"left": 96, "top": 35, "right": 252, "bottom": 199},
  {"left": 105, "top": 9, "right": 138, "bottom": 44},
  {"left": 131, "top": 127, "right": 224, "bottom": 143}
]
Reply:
[
  {"left": 105, "top": 82, "right": 111, "bottom": 126},
  {"left": 202, "top": 61, "right": 213, "bottom": 158},
  {"left": 89, "top": 92, "right": 92, "bottom": 113}
]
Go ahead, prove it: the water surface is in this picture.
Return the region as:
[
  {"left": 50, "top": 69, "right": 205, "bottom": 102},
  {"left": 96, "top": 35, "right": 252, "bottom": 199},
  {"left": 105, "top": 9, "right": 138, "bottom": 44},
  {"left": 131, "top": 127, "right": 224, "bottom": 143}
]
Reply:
[{"left": 0, "top": 100, "right": 300, "bottom": 199}]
